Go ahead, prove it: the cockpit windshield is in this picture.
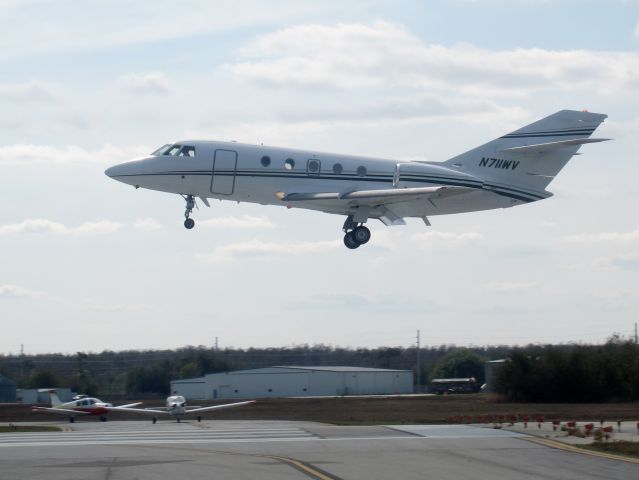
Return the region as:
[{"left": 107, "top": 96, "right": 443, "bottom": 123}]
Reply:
[{"left": 151, "top": 144, "right": 196, "bottom": 157}]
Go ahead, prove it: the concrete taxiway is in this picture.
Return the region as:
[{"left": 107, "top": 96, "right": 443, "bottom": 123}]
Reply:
[{"left": 0, "top": 420, "right": 636, "bottom": 479}]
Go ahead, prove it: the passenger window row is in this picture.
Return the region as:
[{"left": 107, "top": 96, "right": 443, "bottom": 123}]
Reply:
[{"left": 259, "top": 155, "right": 367, "bottom": 176}]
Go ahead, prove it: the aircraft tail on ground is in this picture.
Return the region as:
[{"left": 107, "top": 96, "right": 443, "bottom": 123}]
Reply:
[
  {"left": 38, "top": 389, "right": 62, "bottom": 407},
  {"left": 444, "top": 110, "right": 609, "bottom": 198}
]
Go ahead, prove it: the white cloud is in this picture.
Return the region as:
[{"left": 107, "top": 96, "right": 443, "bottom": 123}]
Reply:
[
  {"left": 592, "top": 255, "right": 639, "bottom": 271},
  {"left": 483, "top": 281, "right": 537, "bottom": 292},
  {"left": 228, "top": 21, "right": 639, "bottom": 95},
  {"left": 118, "top": 72, "right": 171, "bottom": 94},
  {"left": 411, "top": 230, "right": 483, "bottom": 245},
  {"left": 0, "top": 284, "right": 44, "bottom": 299},
  {"left": 198, "top": 215, "right": 275, "bottom": 229},
  {"left": 0, "top": 144, "right": 148, "bottom": 167},
  {"left": 0, "top": 80, "right": 55, "bottom": 102},
  {"left": 133, "top": 218, "right": 164, "bottom": 231},
  {"left": 562, "top": 228, "right": 639, "bottom": 243},
  {"left": 196, "top": 238, "right": 341, "bottom": 263},
  {"left": 0, "top": 219, "right": 123, "bottom": 236}
]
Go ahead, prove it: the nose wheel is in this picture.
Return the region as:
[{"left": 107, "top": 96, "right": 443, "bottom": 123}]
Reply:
[
  {"left": 182, "top": 194, "right": 196, "bottom": 229},
  {"left": 342, "top": 216, "right": 371, "bottom": 249}
]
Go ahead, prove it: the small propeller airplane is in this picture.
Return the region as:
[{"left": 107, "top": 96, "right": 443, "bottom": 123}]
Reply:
[
  {"left": 106, "top": 394, "right": 255, "bottom": 423},
  {"left": 32, "top": 390, "right": 142, "bottom": 422},
  {"left": 105, "top": 110, "right": 609, "bottom": 249}
]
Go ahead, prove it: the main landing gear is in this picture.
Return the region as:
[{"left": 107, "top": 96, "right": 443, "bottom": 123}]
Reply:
[
  {"left": 342, "top": 215, "right": 371, "bottom": 250},
  {"left": 182, "top": 194, "right": 196, "bottom": 229}
]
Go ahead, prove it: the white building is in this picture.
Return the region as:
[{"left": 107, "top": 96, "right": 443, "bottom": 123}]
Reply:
[{"left": 171, "top": 366, "right": 413, "bottom": 400}]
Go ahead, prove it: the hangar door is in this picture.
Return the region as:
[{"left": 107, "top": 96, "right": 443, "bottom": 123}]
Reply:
[{"left": 211, "top": 149, "right": 237, "bottom": 195}]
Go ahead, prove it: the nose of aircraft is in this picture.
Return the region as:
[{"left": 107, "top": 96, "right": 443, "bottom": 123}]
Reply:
[{"left": 105, "top": 162, "right": 134, "bottom": 179}]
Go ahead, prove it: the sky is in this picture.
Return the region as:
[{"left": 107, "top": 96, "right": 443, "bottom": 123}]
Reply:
[{"left": 1, "top": 0, "right": 639, "bottom": 354}]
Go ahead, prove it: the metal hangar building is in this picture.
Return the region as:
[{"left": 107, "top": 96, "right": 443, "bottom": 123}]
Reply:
[{"left": 171, "top": 366, "right": 413, "bottom": 400}]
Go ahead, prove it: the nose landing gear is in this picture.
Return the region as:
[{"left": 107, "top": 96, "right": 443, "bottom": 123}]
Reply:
[
  {"left": 182, "top": 194, "right": 196, "bottom": 229},
  {"left": 342, "top": 215, "right": 371, "bottom": 249}
]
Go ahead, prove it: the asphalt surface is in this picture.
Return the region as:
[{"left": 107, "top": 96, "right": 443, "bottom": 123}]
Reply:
[{"left": 0, "top": 420, "right": 636, "bottom": 479}]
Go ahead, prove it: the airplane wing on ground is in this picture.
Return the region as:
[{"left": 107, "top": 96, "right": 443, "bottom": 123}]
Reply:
[
  {"left": 105, "top": 401, "right": 255, "bottom": 416},
  {"left": 32, "top": 407, "right": 92, "bottom": 416},
  {"left": 104, "top": 406, "right": 168, "bottom": 415},
  {"left": 183, "top": 400, "right": 256, "bottom": 414},
  {"left": 111, "top": 402, "right": 143, "bottom": 409}
]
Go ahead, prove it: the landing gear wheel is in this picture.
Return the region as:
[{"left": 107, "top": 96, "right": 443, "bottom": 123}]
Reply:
[
  {"left": 184, "top": 218, "right": 195, "bottom": 229},
  {"left": 343, "top": 232, "right": 360, "bottom": 249},
  {"left": 69, "top": 417, "right": 75, "bottom": 423},
  {"left": 152, "top": 417, "right": 157, "bottom": 424},
  {"left": 100, "top": 416, "right": 107, "bottom": 422},
  {"left": 197, "top": 416, "right": 202, "bottom": 422},
  {"left": 353, "top": 226, "right": 371, "bottom": 245},
  {"left": 177, "top": 418, "right": 181, "bottom": 423}
]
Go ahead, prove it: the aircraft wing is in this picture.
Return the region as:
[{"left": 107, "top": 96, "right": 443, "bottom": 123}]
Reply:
[
  {"left": 104, "top": 406, "right": 169, "bottom": 415},
  {"left": 111, "top": 402, "right": 143, "bottom": 409},
  {"left": 280, "top": 186, "right": 472, "bottom": 205},
  {"left": 32, "top": 407, "right": 92, "bottom": 416},
  {"left": 183, "top": 400, "right": 256, "bottom": 414}
]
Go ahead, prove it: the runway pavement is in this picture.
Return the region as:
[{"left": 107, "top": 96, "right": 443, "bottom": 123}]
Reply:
[{"left": 0, "top": 421, "right": 636, "bottom": 479}]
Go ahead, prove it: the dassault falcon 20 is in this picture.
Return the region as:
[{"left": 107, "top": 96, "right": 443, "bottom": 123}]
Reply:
[{"left": 105, "top": 110, "right": 609, "bottom": 249}]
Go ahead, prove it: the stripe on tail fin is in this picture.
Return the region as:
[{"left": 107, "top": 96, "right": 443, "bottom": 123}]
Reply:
[{"left": 444, "top": 110, "right": 608, "bottom": 195}]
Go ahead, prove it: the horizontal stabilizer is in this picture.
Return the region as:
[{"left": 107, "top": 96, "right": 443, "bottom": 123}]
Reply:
[{"left": 499, "top": 138, "right": 610, "bottom": 155}]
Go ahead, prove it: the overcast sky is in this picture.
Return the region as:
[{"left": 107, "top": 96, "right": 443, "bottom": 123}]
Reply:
[{"left": 1, "top": 0, "right": 639, "bottom": 354}]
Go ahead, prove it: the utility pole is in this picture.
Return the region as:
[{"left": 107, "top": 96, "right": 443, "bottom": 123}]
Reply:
[
  {"left": 416, "top": 330, "right": 421, "bottom": 393},
  {"left": 214, "top": 337, "right": 219, "bottom": 351},
  {"left": 635, "top": 323, "right": 638, "bottom": 345}
]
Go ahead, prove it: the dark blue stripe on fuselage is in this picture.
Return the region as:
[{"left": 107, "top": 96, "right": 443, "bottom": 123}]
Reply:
[{"left": 113, "top": 169, "right": 548, "bottom": 203}]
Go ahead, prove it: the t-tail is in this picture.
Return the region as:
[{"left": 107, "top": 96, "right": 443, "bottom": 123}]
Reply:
[{"left": 444, "top": 110, "right": 609, "bottom": 201}]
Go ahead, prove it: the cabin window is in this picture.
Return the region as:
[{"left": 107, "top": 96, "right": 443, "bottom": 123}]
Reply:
[
  {"left": 332, "top": 163, "right": 343, "bottom": 174},
  {"left": 261, "top": 155, "right": 271, "bottom": 167},
  {"left": 284, "top": 158, "right": 295, "bottom": 170},
  {"left": 307, "top": 159, "right": 320, "bottom": 173},
  {"left": 357, "top": 166, "right": 367, "bottom": 177}
]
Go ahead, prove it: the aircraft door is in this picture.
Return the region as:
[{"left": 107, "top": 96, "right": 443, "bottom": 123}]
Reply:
[{"left": 211, "top": 149, "right": 237, "bottom": 195}]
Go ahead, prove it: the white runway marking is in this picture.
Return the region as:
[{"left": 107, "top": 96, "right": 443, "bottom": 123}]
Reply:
[{"left": 0, "top": 427, "right": 317, "bottom": 447}]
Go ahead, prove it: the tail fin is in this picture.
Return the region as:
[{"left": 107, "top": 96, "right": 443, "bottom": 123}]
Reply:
[
  {"left": 445, "top": 110, "right": 609, "bottom": 196},
  {"left": 39, "top": 388, "right": 62, "bottom": 407}
]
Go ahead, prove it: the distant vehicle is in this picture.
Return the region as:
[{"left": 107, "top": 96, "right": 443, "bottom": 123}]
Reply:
[
  {"left": 106, "top": 394, "right": 255, "bottom": 423},
  {"left": 105, "top": 110, "right": 608, "bottom": 249},
  {"left": 429, "top": 378, "right": 482, "bottom": 395},
  {"left": 32, "top": 389, "right": 142, "bottom": 422}
]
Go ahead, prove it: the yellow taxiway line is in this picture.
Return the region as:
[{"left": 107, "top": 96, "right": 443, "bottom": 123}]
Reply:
[{"left": 523, "top": 436, "right": 639, "bottom": 465}]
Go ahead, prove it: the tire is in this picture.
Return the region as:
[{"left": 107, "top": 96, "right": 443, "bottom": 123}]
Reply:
[
  {"left": 184, "top": 218, "right": 195, "bottom": 229},
  {"left": 353, "top": 226, "right": 371, "bottom": 245},
  {"left": 343, "top": 232, "right": 359, "bottom": 249}
]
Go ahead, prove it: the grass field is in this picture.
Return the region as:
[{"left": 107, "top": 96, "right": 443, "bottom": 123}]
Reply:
[
  {"left": 2, "top": 394, "right": 638, "bottom": 425},
  {"left": 579, "top": 441, "right": 639, "bottom": 459}
]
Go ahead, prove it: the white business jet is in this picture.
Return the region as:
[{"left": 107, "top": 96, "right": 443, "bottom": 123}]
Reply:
[
  {"left": 106, "top": 394, "right": 255, "bottom": 423},
  {"left": 105, "top": 110, "right": 608, "bottom": 249}
]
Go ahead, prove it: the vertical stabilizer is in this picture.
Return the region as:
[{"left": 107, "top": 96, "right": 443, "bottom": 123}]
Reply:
[{"left": 444, "top": 110, "right": 608, "bottom": 198}]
